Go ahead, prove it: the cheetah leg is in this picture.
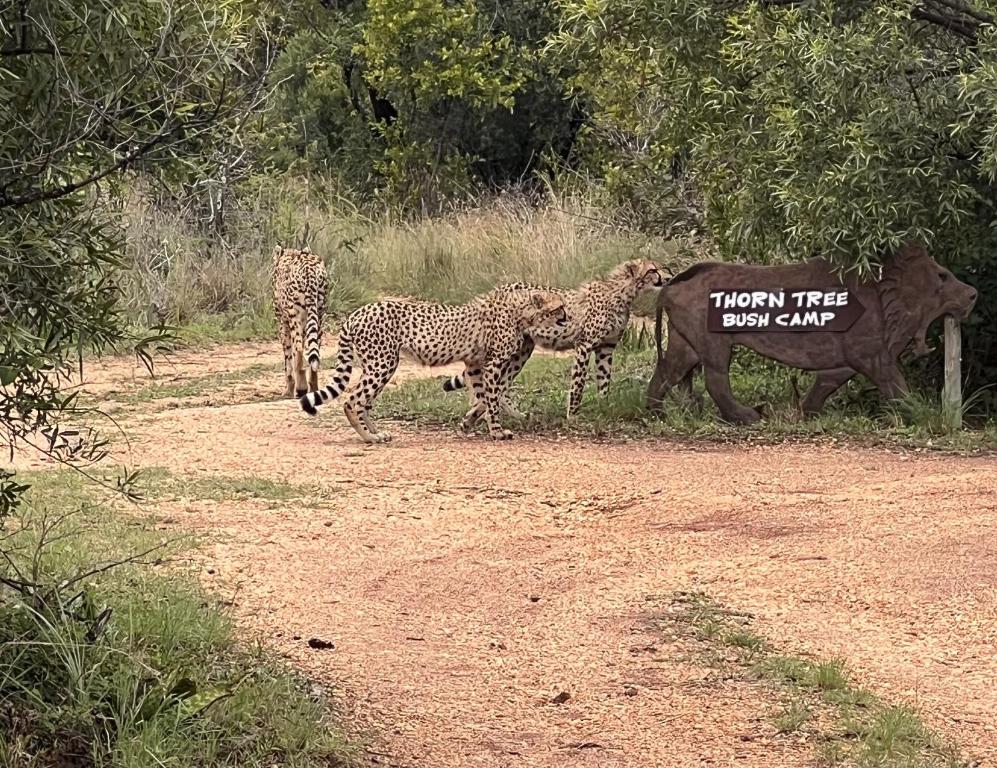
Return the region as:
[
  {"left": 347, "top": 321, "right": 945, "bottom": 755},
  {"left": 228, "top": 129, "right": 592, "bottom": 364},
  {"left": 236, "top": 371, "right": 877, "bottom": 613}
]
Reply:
[
  {"left": 499, "top": 394, "right": 524, "bottom": 420},
  {"left": 461, "top": 358, "right": 522, "bottom": 430},
  {"left": 594, "top": 343, "right": 616, "bottom": 398},
  {"left": 343, "top": 358, "right": 398, "bottom": 443},
  {"left": 496, "top": 337, "right": 532, "bottom": 419},
  {"left": 481, "top": 362, "right": 513, "bottom": 440},
  {"left": 359, "top": 407, "right": 379, "bottom": 435},
  {"left": 278, "top": 319, "right": 294, "bottom": 398},
  {"left": 289, "top": 311, "right": 309, "bottom": 397},
  {"left": 460, "top": 368, "right": 486, "bottom": 432},
  {"left": 567, "top": 345, "right": 593, "bottom": 418}
]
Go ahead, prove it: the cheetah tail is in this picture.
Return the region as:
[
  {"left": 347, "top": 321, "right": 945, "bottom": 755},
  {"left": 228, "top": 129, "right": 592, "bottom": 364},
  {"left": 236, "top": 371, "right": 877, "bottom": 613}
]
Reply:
[
  {"left": 299, "top": 334, "right": 353, "bottom": 415},
  {"left": 305, "top": 305, "right": 322, "bottom": 373},
  {"left": 441, "top": 373, "right": 466, "bottom": 392}
]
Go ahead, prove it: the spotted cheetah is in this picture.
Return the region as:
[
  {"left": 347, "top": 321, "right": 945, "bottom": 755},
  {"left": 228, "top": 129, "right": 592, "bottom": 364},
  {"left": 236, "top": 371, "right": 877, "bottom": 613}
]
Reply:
[
  {"left": 272, "top": 245, "right": 329, "bottom": 397},
  {"left": 446, "top": 259, "right": 666, "bottom": 421},
  {"left": 299, "top": 287, "right": 568, "bottom": 443}
]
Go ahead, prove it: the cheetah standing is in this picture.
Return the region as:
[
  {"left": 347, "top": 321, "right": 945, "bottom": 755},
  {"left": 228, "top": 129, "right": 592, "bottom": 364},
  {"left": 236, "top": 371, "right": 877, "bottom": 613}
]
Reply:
[
  {"left": 299, "top": 287, "right": 567, "bottom": 443},
  {"left": 271, "top": 245, "right": 328, "bottom": 397},
  {"left": 446, "top": 259, "right": 666, "bottom": 420}
]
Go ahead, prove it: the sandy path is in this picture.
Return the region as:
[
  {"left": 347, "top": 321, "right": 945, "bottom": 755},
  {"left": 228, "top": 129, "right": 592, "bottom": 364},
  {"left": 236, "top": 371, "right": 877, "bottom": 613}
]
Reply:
[{"left": 29, "top": 343, "right": 997, "bottom": 765}]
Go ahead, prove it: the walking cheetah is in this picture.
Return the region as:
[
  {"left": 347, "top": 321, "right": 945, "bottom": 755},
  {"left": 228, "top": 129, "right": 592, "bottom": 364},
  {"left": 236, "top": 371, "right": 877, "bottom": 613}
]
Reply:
[
  {"left": 299, "top": 287, "right": 568, "bottom": 443},
  {"left": 272, "top": 245, "right": 328, "bottom": 397},
  {"left": 446, "top": 259, "right": 666, "bottom": 421}
]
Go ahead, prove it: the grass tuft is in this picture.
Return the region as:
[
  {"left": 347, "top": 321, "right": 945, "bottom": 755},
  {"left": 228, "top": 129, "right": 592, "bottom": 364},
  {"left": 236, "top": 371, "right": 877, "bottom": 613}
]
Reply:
[
  {"left": 663, "top": 592, "right": 970, "bottom": 768},
  {"left": 812, "top": 659, "right": 849, "bottom": 692},
  {"left": 722, "top": 628, "right": 766, "bottom": 657},
  {"left": 773, "top": 698, "right": 812, "bottom": 734}
]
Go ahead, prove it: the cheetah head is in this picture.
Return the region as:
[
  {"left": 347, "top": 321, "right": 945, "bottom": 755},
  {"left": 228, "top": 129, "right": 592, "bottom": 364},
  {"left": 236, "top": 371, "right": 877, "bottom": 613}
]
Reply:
[
  {"left": 625, "top": 259, "right": 669, "bottom": 289},
  {"left": 525, "top": 292, "right": 568, "bottom": 329}
]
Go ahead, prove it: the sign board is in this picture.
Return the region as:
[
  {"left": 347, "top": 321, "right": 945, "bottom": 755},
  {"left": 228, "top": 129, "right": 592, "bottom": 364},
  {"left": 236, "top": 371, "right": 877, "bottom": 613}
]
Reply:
[{"left": 707, "top": 289, "right": 864, "bottom": 333}]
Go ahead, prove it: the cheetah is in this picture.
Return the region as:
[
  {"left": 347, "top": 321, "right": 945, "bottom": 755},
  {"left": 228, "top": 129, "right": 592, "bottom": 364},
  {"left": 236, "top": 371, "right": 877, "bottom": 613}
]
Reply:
[
  {"left": 272, "top": 245, "right": 329, "bottom": 398},
  {"left": 299, "top": 287, "right": 568, "bottom": 443},
  {"left": 446, "top": 259, "right": 667, "bottom": 421}
]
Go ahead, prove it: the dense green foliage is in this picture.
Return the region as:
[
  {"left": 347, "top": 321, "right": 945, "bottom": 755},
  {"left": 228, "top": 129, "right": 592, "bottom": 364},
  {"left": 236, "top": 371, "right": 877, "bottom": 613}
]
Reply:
[
  {"left": 266, "top": 0, "right": 580, "bottom": 204},
  {"left": 554, "top": 0, "right": 997, "bottom": 402},
  {"left": 0, "top": 0, "right": 273, "bottom": 517}
]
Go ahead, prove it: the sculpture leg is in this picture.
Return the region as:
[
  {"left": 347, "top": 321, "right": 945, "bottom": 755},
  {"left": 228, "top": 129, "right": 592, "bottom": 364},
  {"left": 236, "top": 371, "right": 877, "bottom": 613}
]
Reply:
[
  {"left": 676, "top": 365, "right": 703, "bottom": 409},
  {"left": 701, "top": 345, "right": 761, "bottom": 424},
  {"left": 865, "top": 363, "right": 909, "bottom": 401},
  {"left": 647, "top": 325, "right": 700, "bottom": 410},
  {"left": 802, "top": 367, "right": 856, "bottom": 416}
]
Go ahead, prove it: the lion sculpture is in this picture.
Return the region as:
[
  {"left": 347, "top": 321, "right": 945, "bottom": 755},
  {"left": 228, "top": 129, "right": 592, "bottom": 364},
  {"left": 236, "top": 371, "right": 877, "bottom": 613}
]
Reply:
[{"left": 647, "top": 242, "right": 978, "bottom": 423}]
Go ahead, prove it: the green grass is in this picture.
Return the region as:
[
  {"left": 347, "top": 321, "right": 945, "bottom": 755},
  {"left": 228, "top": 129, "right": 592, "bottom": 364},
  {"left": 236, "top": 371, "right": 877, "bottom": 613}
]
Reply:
[
  {"left": 175, "top": 312, "right": 277, "bottom": 345},
  {"left": 662, "top": 592, "right": 969, "bottom": 768},
  {"left": 96, "top": 363, "right": 281, "bottom": 407},
  {"left": 134, "top": 467, "right": 333, "bottom": 508},
  {"left": 722, "top": 628, "right": 766, "bottom": 659},
  {"left": 773, "top": 698, "right": 812, "bottom": 734},
  {"left": 376, "top": 343, "right": 997, "bottom": 452},
  {"left": 0, "top": 470, "right": 355, "bottom": 768}
]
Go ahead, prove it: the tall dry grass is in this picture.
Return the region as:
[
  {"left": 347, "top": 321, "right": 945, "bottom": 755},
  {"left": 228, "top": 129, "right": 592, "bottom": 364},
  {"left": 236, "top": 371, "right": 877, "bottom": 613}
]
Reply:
[{"left": 118, "top": 177, "right": 675, "bottom": 336}]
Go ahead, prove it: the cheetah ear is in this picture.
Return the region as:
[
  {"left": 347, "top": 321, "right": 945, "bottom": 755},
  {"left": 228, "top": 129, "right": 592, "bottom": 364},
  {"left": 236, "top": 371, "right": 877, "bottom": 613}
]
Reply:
[
  {"left": 627, "top": 261, "right": 642, "bottom": 278},
  {"left": 530, "top": 292, "right": 547, "bottom": 308}
]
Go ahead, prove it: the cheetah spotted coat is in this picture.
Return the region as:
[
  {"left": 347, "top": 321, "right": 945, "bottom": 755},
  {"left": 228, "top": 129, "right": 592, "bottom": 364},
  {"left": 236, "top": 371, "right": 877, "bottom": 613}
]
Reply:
[
  {"left": 299, "top": 287, "right": 567, "bottom": 443},
  {"left": 445, "top": 259, "right": 666, "bottom": 420},
  {"left": 272, "top": 246, "right": 329, "bottom": 397}
]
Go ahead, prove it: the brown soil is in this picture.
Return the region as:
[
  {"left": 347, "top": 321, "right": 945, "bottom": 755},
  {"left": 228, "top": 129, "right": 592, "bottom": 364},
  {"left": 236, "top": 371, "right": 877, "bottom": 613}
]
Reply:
[{"left": 26, "top": 343, "right": 997, "bottom": 766}]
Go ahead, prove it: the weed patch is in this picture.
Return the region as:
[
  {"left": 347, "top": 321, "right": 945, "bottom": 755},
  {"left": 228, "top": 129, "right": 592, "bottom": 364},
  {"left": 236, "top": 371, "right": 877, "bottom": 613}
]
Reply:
[
  {"left": 0, "top": 470, "right": 355, "bottom": 767},
  {"left": 89, "top": 363, "right": 281, "bottom": 410},
  {"left": 135, "top": 467, "right": 331, "bottom": 507},
  {"left": 659, "top": 592, "right": 968, "bottom": 768}
]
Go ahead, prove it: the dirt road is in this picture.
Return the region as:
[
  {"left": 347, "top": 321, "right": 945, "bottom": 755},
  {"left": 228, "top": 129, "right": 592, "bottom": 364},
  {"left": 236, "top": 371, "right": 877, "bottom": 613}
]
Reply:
[{"left": 40, "top": 343, "right": 997, "bottom": 766}]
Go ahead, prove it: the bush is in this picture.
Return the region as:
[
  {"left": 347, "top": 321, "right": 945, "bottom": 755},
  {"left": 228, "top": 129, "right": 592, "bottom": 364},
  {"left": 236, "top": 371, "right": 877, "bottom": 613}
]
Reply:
[{"left": 0, "top": 471, "right": 354, "bottom": 768}]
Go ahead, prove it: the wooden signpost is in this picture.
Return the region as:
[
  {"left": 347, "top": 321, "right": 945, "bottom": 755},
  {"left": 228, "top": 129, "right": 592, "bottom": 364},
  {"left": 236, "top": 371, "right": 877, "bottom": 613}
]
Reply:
[{"left": 943, "top": 316, "right": 962, "bottom": 430}]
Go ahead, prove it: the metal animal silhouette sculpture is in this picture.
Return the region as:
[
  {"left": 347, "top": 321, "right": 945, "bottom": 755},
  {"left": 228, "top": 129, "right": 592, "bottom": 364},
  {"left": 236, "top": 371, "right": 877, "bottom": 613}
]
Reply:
[{"left": 647, "top": 243, "right": 977, "bottom": 423}]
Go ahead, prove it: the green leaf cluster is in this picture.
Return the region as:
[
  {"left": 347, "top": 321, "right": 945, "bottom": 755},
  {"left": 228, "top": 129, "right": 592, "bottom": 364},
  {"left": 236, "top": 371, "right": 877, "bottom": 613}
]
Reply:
[{"left": 0, "top": 0, "right": 275, "bottom": 518}]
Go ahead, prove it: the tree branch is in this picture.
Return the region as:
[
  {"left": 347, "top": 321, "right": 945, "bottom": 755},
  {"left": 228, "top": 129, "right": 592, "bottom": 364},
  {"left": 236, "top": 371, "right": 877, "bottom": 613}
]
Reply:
[
  {"left": 932, "top": 0, "right": 994, "bottom": 26},
  {"left": 0, "top": 45, "right": 55, "bottom": 57},
  {"left": 53, "top": 536, "right": 180, "bottom": 596},
  {"left": 757, "top": 0, "right": 994, "bottom": 42},
  {"left": 0, "top": 127, "right": 175, "bottom": 209},
  {"left": 911, "top": 1, "right": 993, "bottom": 41}
]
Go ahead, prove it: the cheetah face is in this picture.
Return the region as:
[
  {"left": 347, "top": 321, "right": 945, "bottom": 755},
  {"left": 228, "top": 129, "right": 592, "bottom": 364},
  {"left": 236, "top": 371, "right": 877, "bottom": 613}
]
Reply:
[
  {"left": 630, "top": 258, "right": 668, "bottom": 289},
  {"left": 528, "top": 292, "right": 569, "bottom": 328}
]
